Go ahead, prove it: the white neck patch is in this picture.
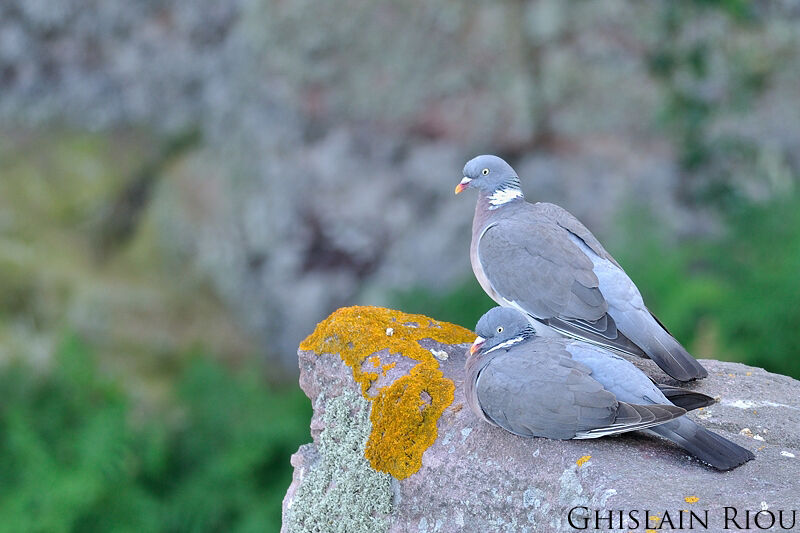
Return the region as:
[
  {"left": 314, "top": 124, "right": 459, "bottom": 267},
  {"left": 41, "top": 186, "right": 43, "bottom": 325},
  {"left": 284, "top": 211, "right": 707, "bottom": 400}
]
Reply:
[
  {"left": 482, "top": 335, "right": 525, "bottom": 355},
  {"left": 488, "top": 187, "right": 523, "bottom": 209}
]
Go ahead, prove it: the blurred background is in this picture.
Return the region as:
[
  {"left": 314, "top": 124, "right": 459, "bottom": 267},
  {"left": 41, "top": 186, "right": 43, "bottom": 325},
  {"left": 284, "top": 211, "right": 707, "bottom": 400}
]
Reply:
[{"left": 1, "top": 0, "right": 799, "bottom": 530}]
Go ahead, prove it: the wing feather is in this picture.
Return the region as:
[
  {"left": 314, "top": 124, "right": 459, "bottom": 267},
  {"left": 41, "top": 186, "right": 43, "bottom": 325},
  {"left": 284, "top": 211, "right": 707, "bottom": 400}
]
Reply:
[
  {"left": 477, "top": 206, "right": 645, "bottom": 356},
  {"left": 479, "top": 219, "right": 605, "bottom": 321}
]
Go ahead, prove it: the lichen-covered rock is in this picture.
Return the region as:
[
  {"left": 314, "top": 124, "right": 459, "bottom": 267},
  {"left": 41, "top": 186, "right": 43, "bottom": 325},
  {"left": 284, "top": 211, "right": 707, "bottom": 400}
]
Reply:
[
  {"left": 283, "top": 307, "right": 800, "bottom": 533},
  {"left": 282, "top": 388, "right": 394, "bottom": 533},
  {"left": 297, "top": 306, "right": 474, "bottom": 480}
]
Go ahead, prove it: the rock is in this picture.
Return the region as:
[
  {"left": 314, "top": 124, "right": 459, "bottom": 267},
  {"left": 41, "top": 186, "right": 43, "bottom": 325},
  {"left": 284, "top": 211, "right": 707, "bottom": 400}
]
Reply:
[{"left": 283, "top": 307, "right": 800, "bottom": 533}]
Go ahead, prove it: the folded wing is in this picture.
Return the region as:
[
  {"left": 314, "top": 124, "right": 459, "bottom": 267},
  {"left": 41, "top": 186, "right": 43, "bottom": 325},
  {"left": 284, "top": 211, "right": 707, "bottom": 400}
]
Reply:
[{"left": 474, "top": 343, "right": 685, "bottom": 440}]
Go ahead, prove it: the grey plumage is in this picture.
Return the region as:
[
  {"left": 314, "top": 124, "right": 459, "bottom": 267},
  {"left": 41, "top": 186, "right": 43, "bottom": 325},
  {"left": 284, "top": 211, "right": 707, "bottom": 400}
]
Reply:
[
  {"left": 465, "top": 308, "right": 686, "bottom": 440},
  {"left": 565, "top": 339, "right": 753, "bottom": 470},
  {"left": 466, "top": 307, "right": 754, "bottom": 471},
  {"left": 457, "top": 154, "right": 707, "bottom": 382}
]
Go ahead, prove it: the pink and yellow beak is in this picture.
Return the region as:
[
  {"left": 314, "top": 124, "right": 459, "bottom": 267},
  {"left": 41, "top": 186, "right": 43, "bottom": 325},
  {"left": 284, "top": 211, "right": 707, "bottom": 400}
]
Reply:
[
  {"left": 469, "top": 336, "right": 485, "bottom": 355},
  {"left": 454, "top": 177, "right": 472, "bottom": 195}
]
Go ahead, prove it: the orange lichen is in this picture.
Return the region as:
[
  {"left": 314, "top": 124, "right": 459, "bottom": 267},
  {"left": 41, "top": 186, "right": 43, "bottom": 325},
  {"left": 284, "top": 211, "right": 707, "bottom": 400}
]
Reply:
[
  {"left": 684, "top": 496, "right": 699, "bottom": 504},
  {"left": 380, "top": 362, "right": 396, "bottom": 377},
  {"left": 576, "top": 455, "right": 591, "bottom": 467},
  {"left": 299, "top": 306, "right": 475, "bottom": 479}
]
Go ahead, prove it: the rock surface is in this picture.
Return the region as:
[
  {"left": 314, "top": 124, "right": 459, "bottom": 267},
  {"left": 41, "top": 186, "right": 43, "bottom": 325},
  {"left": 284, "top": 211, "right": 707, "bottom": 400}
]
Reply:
[{"left": 283, "top": 307, "right": 800, "bottom": 533}]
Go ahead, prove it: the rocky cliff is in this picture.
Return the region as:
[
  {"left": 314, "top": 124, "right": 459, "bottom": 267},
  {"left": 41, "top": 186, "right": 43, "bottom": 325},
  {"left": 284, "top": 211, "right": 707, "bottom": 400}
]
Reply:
[
  {"left": 282, "top": 307, "right": 800, "bottom": 532},
  {"left": 5, "top": 1, "right": 800, "bottom": 374}
]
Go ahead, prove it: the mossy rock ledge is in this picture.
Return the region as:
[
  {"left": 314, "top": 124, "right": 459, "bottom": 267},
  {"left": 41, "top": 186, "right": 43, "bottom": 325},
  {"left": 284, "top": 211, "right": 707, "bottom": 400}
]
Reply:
[{"left": 282, "top": 306, "right": 800, "bottom": 533}]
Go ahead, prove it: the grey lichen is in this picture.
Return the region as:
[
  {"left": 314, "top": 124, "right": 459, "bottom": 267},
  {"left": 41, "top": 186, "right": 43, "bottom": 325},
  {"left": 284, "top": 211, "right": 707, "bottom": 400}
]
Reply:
[
  {"left": 558, "top": 466, "right": 588, "bottom": 509},
  {"left": 284, "top": 388, "right": 393, "bottom": 533}
]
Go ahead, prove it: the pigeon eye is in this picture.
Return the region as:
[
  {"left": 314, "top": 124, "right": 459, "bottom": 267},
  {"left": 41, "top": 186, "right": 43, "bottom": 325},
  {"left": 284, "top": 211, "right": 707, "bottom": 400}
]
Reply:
[
  {"left": 497, "top": 326, "right": 503, "bottom": 333},
  {"left": 482, "top": 168, "right": 490, "bottom": 175}
]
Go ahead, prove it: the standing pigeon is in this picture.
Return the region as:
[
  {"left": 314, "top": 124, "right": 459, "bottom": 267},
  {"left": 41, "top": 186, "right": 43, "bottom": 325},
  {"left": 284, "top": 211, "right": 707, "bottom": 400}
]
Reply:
[
  {"left": 465, "top": 307, "right": 754, "bottom": 470},
  {"left": 455, "top": 154, "right": 708, "bottom": 382}
]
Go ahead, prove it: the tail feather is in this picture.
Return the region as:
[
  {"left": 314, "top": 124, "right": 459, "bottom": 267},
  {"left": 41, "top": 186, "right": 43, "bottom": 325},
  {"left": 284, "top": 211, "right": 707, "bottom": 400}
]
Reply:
[
  {"left": 615, "top": 311, "right": 708, "bottom": 382},
  {"left": 647, "top": 325, "right": 709, "bottom": 381},
  {"left": 656, "top": 384, "right": 715, "bottom": 411},
  {"left": 648, "top": 418, "right": 755, "bottom": 471}
]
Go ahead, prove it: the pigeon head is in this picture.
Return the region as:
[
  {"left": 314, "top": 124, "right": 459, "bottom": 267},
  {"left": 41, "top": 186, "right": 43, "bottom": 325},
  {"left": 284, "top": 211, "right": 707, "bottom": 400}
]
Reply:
[
  {"left": 455, "top": 155, "right": 524, "bottom": 207},
  {"left": 470, "top": 306, "right": 535, "bottom": 356}
]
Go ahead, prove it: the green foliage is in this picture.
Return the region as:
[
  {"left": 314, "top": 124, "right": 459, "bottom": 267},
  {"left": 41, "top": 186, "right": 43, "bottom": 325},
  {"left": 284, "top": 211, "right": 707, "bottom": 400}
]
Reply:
[
  {"left": 708, "top": 196, "right": 800, "bottom": 376},
  {"left": 0, "top": 336, "right": 140, "bottom": 533},
  {"left": 615, "top": 195, "right": 800, "bottom": 378},
  {"left": 0, "top": 338, "right": 310, "bottom": 532}
]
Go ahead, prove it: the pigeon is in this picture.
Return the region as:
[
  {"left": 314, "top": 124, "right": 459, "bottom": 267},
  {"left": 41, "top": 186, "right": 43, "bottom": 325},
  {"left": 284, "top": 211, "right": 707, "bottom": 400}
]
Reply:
[
  {"left": 465, "top": 307, "right": 754, "bottom": 470},
  {"left": 455, "top": 154, "right": 708, "bottom": 382}
]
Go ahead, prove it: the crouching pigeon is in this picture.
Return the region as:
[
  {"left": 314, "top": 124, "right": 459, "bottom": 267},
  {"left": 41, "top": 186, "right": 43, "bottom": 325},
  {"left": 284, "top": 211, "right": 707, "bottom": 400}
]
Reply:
[{"left": 465, "top": 307, "right": 754, "bottom": 471}]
